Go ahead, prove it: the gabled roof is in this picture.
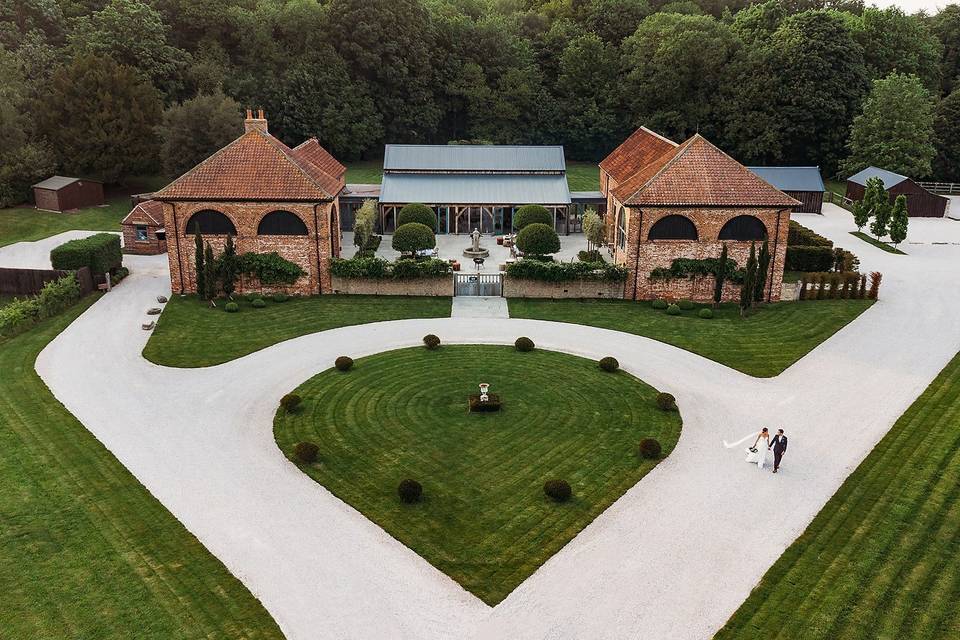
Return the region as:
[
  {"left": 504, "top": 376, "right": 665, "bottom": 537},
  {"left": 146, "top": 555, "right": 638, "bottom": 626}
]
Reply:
[
  {"left": 292, "top": 138, "right": 347, "bottom": 188},
  {"left": 33, "top": 176, "right": 101, "bottom": 190},
  {"left": 383, "top": 144, "right": 566, "bottom": 172},
  {"left": 615, "top": 134, "right": 801, "bottom": 208},
  {"left": 154, "top": 129, "right": 343, "bottom": 201},
  {"left": 747, "top": 167, "right": 825, "bottom": 193},
  {"left": 121, "top": 199, "right": 163, "bottom": 226},
  {"left": 599, "top": 127, "right": 678, "bottom": 184},
  {"left": 847, "top": 166, "right": 908, "bottom": 190}
]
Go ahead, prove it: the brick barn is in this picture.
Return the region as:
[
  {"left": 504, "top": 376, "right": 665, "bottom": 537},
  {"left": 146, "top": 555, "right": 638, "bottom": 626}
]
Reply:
[
  {"left": 154, "top": 110, "right": 345, "bottom": 296},
  {"left": 599, "top": 128, "right": 798, "bottom": 303},
  {"left": 121, "top": 199, "right": 166, "bottom": 255}
]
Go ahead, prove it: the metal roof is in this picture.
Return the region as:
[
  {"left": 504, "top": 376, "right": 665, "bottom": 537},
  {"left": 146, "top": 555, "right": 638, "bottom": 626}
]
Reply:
[
  {"left": 570, "top": 191, "right": 606, "bottom": 201},
  {"left": 379, "top": 174, "right": 571, "bottom": 205},
  {"left": 383, "top": 144, "right": 566, "bottom": 172},
  {"left": 32, "top": 176, "right": 83, "bottom": 190},
  {"left": 747, "top": 166, "right": 825, "bottom": 192},
  {"left": 846, "top": 166, "right": 908, "bottom": 189}
]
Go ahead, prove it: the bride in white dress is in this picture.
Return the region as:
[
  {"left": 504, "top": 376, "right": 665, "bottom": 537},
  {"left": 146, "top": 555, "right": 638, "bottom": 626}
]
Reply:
[{"left": 745, "top": 427, "right": 770, "bottom": 471}]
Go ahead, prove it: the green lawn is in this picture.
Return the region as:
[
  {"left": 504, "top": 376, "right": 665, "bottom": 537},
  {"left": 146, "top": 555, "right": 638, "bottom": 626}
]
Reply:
[
  {"left": 344, "top": 159, "right": 384, "bottom": 184},
  {"left": 274, "top": 345, "right": 681, "bottom": 605},
  {"left": 0, "top": 296, "right": 283, "bottom": 638},
  {"left": 850, "top": 231, "right": 907, "bottom": 255},
  {"left": 825, "top": 179, "right": 846, "bottom": 197},
  {"left": 144, "top": 294, "right": 453, "bottom": 367},
  {"left": 507, "top": 298, "right": 874, "bottom": 377},
  {"left": 716, "top": 350, "right": 960, "bottom": 640},
  {"left": 343, "top": 160, "right": 600, "bottom": 191}
]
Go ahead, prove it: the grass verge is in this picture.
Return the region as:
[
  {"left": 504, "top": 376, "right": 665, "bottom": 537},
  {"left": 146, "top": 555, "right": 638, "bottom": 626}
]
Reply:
[{"left": 850, "top": 231, "right": 906, "bottom": 254}]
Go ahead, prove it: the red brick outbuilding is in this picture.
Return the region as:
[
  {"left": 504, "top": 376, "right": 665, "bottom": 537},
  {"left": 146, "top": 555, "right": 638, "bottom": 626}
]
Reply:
[{"left": 121, "top": 200, "right": 167, "bottom": 255}]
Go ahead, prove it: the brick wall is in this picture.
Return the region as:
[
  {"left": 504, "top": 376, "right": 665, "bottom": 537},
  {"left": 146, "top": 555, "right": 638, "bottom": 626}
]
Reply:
[
  {"left": 162, "top": 199, "right": 340, "bottom": 295},
  {"left": 503, "top": 276, "right": 624, "bottom": 299},
  {"left": 330, "top": 275, "right": 452, "bottom": 296}
]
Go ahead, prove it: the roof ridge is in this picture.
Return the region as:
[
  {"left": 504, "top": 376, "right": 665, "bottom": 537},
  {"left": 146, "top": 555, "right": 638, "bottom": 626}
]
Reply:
[
  {"left": 621, "top": 135, "right": 697, "bottom": 202},
  {"left": 256, "top": 130, "right": 334, "bottom": 198},
  {"left": 639, "top": 126, "right": 679, "bottom": 148}
]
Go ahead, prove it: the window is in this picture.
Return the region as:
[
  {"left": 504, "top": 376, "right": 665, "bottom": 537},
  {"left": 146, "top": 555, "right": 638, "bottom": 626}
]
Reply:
[
  {"left": 135, "top": 225, "right": 148, "bottom": 242},
  {"left": 185, "top": 210, "right": 236, "bottom": 235},
  {"left": 616, "top": 206, "right": 627, "bottom": 250},
  {"left": 257, "top": 210, "right": 308, "bottom": 235},
  {"left": 718, "top": 215, "right": 767, "bottom": 241},
  {"left": 648, "top": 215, "right": 698, "bottom": 240}
]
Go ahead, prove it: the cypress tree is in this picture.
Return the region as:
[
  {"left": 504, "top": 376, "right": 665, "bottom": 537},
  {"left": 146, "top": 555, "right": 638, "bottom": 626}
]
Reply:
[
  {"left": 194, "top": 230, "right": 205, "bottom": 298},
  {"left": 740, "top": 242, "right": 757, "bottom": 316},
  {"left": 713, "top": 243, "right": 728, "bottom": 307},
  {"left": 754, "top": 240, "right": 770, "bottom": 303},
  {"left": 220, "top": 234, "right": 238, "bottom": 297},
  {"left": 203, "top": 243, "right": 217, "bottom": 301}
]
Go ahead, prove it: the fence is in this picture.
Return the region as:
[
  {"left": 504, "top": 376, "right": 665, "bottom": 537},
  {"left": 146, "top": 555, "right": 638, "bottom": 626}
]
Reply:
[
  {"left": 0, "top": 266, "right": 94, "bottom": 297},
  {"left": 918, "top": 181, "right": 960, "bottom": 195},
  {"left": 824, "top": 190, "right": 854, "bottom": 211}
]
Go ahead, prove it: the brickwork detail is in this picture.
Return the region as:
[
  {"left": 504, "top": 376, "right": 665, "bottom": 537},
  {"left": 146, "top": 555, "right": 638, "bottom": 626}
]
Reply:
[
  {"left": 503, "top": 276, "right": 623, "bottom": 299},
  {"left": 330, "top": 275, "right": 452, "bottom": 296}
]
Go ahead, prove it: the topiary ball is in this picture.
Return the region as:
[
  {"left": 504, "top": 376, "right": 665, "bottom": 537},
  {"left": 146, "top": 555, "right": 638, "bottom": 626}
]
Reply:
[
  {"left": 515, "top": 336, "right": 535, "bottom": 352},
  {"left": 698, "top": 308, "right": 714, "bottom": 319},
  {"left": 599, "top": 356, "right": 619, "bottom": 372},
  {"left": 638, "top": 438, "right": 662, "bottom": 459},
  {"left": 651, "top": 299, "right": 668, "bottom": 310},
  {"left": 666, "top": 304, "right": 681, "bottom": 316},
  {"left": 335, "top": 356, "right": 354, "bottom": 371},
  {"left": 245, "top": 293, "right": 258, "bottom": 303},
  {"left": 280, "top": 393, "right": 301, "bottom": 413},
  {"left": 252, "top": 298, "right": 266, "bottom": 308},
  {"left": 224, "top": 302, "right": 239, "bottom": 313},
  {"left": 656, "top": 392, "right": 677, "bottom": 411},
  {"left": 397, "top": 203, "right": 438, "bottom": 232},
  {"left": 272, "top": 293, "right": 289, "bottom": 303},
  {"left": 423, "top": 334, "right": 441, "bottom": 350},
  {"left": 543, "top": 479, "right": 572, "bottom": 502},
  {"left": 398, "top": 479, "right": 423, "bottom": 503},
  {"left": 678, "top": 299, "right": 695, "bottom": 311},
  {"left": 293, "top": 441, "right": 319, "bottom": 463},
  {"left": 513, "top": 204, "right": 553, "bottom": 230}
]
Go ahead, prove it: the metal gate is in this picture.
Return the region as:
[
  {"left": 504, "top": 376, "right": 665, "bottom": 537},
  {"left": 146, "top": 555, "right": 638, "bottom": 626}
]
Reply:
[{"left": 455, "top": 272, "right": 502, "bottom": 296}]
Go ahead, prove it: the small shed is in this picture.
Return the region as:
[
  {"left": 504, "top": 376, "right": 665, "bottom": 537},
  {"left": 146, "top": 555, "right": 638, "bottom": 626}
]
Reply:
[
  {"left": 747, "top": 166, "right": 824, "bottom": 214},
  {"left": 32, "top": 176, "right": 104, "bottom": 212},
  {"left": 121, "top": 200, "right": 166, "bottom": 255},
  {"left": 845, "top": 167, "right": 948, "bottom": 218}
]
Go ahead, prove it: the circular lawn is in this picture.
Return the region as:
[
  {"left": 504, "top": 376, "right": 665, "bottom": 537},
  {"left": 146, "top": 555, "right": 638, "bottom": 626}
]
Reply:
[{"left": 274, "top": 344, "right": 682, "bottom": 605}]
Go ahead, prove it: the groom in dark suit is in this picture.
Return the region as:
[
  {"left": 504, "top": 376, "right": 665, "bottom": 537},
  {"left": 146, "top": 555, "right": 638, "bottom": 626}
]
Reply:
[{"left": 769, "top": 429, "right": 788, "bottom": 473}]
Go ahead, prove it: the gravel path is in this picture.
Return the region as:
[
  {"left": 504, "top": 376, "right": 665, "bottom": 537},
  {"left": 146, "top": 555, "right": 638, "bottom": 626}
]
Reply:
[{"left": 16, "top": 208, "right": 960, "bottom": 639}]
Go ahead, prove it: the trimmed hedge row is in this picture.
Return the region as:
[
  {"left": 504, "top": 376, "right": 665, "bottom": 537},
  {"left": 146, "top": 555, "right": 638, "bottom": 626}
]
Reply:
[
  {"left": 787, "top": 221, "right": 832, "bottom": 248},
  {"left": 329, "top": 256, "right": 451, "bottom": 279},
  {"left": 785, "top": 245, "right": 834, "bottom": 272},
  {"left": 50, "top": 233, "right": 122, "bottom": 273},
  {"left": 649, "top": 257, "right": 745, "bottom": 284},
  {"left": 0, "top": 274, "right": 82, "bottom": 339},
  {"left": 505, "top": 259, "right": 627, "bottom": 282}
]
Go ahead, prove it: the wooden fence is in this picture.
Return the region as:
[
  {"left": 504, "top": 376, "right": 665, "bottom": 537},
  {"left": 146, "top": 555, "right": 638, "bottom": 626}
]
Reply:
[
  {"left": 824, "top": 190, "right": 855, "bottom": 211},
  {"left": 918, "top": 181, "right": 960, "bottom": 195},
  {"left": 0, "top": 266, "right": 94, "bottom": 297}
]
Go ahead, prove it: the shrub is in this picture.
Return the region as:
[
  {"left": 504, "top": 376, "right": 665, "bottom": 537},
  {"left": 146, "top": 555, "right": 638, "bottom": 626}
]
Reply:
[
  {"left": 868, "top": 271, "right": 882, "bottom": 300},
  {"left": 649, "top": 256, "right": 743, "bottom": 284},
  {"left": 638, "top": 438, "right": 662, "bottom": 459},
  {"left": 50, "top": 232, "right": 122, "bottom": 273},
  {"left": 599, "top": 356, "right": 619, "bottom": 372},
  {"left": 678, "top": 299, "right": 695, "bottom": 311},
  {"left": 785, "top": 246, "right": 834, "bottom": 272},
  {"left": 787, "top": 221, "right": 833, "bottom": 248},
  {"left": 698, "top": 308, "right": 714, "bottom": 319},
  {"left": 329, "top": 256, "right": 451, "bottom": 280},
  {"left": 272, "top": 293, "right": 289, "bottom": 303},
  {"left": 280, "top": 393, "right": 302, "bottom": 413},
  {"left": 651, "top": 299, "right": 668, "bottom": 310},
  {"left": 516, "top": 223, "right": 560, "bottom": 257},
  {"left": 505, "top": 259, "right": 626, "bottom": 282},
  {"left": 423, "top": 334, "right": 441, "bottom": 350},
  {"left": 543, "top": 479, "right": 572, "bottom": 502},
  {"left": 251, "top": 298, "right": 266, "bottom": 308},
  {"left": 656, "top": 392, "right": 677, "bottom": 411},
  {"left": 236, "top": 252, "right": 305, "bottom": 284},
  {"left": 666, "top": 304, "right": 681, "bottom": 316},
  {"left": 392, "top": 222, "right": 436, "bottom": 254},
  {"left": 245, "top": 293, "right": 259, "bottom": 302},
  {"left": 335, "top": 355, "right": 353, "bottom": 371},
  {"left": 577, "top": 249, "right": 602, "bottom": 263},
  {"left": 398, "top": 479, "right": 423, "bottom": 503},
  {"left": 224, "top": 301, "right": 239, "bottom": 312},
  {"left": 514, "top": 204, "right": 553, "bottom": 230},
  {"left": 293, "top": 441, "right": 319, "bottom": 464},
  {"left": 397, "top": 203, "right": 437, "bottom": 231},
  {"left": 515, "top": 336, "right": 535, "bottom": 352}
]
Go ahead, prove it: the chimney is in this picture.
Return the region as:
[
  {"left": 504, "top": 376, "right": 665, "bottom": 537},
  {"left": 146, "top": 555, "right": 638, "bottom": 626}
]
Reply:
[{"left": 244, "top": 107, "right": 268, "bottom": 134}]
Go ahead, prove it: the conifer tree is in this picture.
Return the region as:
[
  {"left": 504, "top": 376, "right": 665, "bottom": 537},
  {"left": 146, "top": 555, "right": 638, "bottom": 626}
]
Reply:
[
  {"left": 194, "top": 231, "right": 205, "bottom": 299},
  {"left": 754, "top": 240, "right": 770, "bottom": 303},
  {"left": 740, "top": 242, "right": 758, "bottom": 316},
  {"left": 220, "top": 234, "right": 238, "bottom": 298},
  {"left": 203, "top": 243, "right": 217, "bottom": 301},
  {"left": 713, "top": 243, "right": 728, "bottom": 308}
]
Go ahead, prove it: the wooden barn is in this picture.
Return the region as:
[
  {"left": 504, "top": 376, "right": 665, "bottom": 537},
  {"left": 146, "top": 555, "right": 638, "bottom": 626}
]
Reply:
[
  {"left": 748, "top": 166, "right": 824, "bottom": 214},
  {"left": 32, "top": 176, "right": 104, "bottom": 212},
  {"left": 846, "top": 167, "right": 948, "bottom": 218}
]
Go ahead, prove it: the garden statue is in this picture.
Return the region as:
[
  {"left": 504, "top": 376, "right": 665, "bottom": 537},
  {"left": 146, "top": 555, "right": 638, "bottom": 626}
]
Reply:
[
  {"left": 479, "top": 383, "right": 490, "bottom": 402},
  {"left": 463, "top": 227, "right": 490, "bottom": 259}
]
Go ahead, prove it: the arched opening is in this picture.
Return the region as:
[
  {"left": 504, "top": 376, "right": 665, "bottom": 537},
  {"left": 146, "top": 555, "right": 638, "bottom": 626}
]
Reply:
[
  {"left": 257, "top": 210, "right": 308, "bottom": 235},
  {"left": 719, "top": 215, "right": 767, "bottom": 241},
  {"left": 184, "top": 209, "right": 236, "bottom": 235},
  {"left": 648, "top": 214, "right": 698, "bottom": 240},
  {"left": 616, "top": 206, "right": 627, "bottom": 250}
]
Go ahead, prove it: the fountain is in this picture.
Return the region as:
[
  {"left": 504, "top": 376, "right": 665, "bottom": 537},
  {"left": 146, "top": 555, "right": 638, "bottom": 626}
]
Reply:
[{"left": 462, "top": 227, "right": 490, "bottom": 259}]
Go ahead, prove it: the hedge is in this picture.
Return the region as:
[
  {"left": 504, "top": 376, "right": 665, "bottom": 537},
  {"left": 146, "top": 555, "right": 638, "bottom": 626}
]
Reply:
[
  {"left": 236, "top": 252, "right": 305, "bottom": 284},
  {"left": 392, "top": 222, "right": 436, "bottom": 253},
  {"left": 787, "top": 221, "right": 833, "bottom": 248},
  {"left": 330, "top": 256, "right": 451, "bottom": 279},
  {"left": 516, "top": 223, "right": 560, "bottom": 256},
  {"left": 50, "top": 233, "right": 122, "bottom": 273},
  {"left": 0, "top": 274, "right": 82, "bottom": 339},
  {"left": 785, "top": 246, "right": 834, "bottom": 272},
  {"left": 505, "top": 259, "right": 627, "bottom": 282},
  {"left": 650, "top": 257, "right": 745, "bottom": 284},
  {"left": 513, "top": 204, "right": 553, "bottom": 230},
  {"left": 397, "top": 203, "right": 437, "bottom": 231}
]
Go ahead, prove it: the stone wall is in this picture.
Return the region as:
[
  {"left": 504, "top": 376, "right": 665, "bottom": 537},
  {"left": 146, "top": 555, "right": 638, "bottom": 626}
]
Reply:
[
  {"left": 330, "top": 275, "right": 453, "bottom": 296},
  {"left": 162, "top": 199, "right": 339, "bottom": 296},
  {"left": 503, "top": 276, "right": 624, "bottom": 299}
]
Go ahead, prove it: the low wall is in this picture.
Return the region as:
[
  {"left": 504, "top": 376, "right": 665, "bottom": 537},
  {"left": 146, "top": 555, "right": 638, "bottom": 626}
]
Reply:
[
  {"left": 503, "top": 277, "right": 624, "bottom": 299},
  {"left": 330, "top": 275, "right": 453, "bottom": 296},
  {"left": 644, "top": 276, "right": 741, "bottom": 303}
]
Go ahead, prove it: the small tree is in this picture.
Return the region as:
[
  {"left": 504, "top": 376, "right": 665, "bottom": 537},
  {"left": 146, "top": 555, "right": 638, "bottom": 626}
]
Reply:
[
  {"left": 888, "top": 195, "right": 908, "bottom": 248},
  {"left": 194, "top": 230, "right": 205, "bottom": 298},
  {"left": 754, "top": 241, "right": 770, "bottom": 303},
  {"left": 516, "top": 223, "right": 561, "bottom": 257},
  {"left": 203, "top": 242, "right": 217, "bottom": 301},
  {"left": 713, "top": 243, "right": 728, "bottom": 307},
  {"left": 870, "top": 194, "right": 891, "bottom": 240},
  {"left": 740, "top": 242, "right": 757, "bottom": 316},
  {"left": 851, "top": 200, "right": 869, "bottom": 232},
  {"left": 397, "top": 203, "right": 437, "bottom": 231},
  {"left": 219, "top": 234, "right": 238, "bottom": 298},
  {"left": 353, "top": 199, "right": 377, "bottom": 251},
  {"left": 582, "top": 208, "right": 605, "bottom": 251},
  {"left": 513, "top": 204, "right": 553, "bottom": 230},
  {"left": 392, "top": 222, "right": 436, "bottom": 255}
]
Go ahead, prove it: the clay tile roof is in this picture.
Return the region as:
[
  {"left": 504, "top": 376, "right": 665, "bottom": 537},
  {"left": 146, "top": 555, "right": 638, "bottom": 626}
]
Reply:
[
  {"left": 599, "top": 126, "right": 678, "bottom": 184},
  {"left": 121, "top": 199, "right": 164, "bottom": 226},
  {"left": 617, "top": 134, "right": 801, "bottom": 208},
  {"left": 154, "top": 129, "right": 343, "bottom": 201},
  {"left": 291, "top": 139, "right": 346, "bottom": 195}
]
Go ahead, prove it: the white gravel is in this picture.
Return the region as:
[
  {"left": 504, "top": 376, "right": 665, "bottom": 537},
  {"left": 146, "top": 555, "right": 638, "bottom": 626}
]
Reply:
[
  {"left": 0, "top": 230, "right": 120, "bottom": 269},
  {"left": 13, "top": 207, "right": 960, "bottom": 639}
]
